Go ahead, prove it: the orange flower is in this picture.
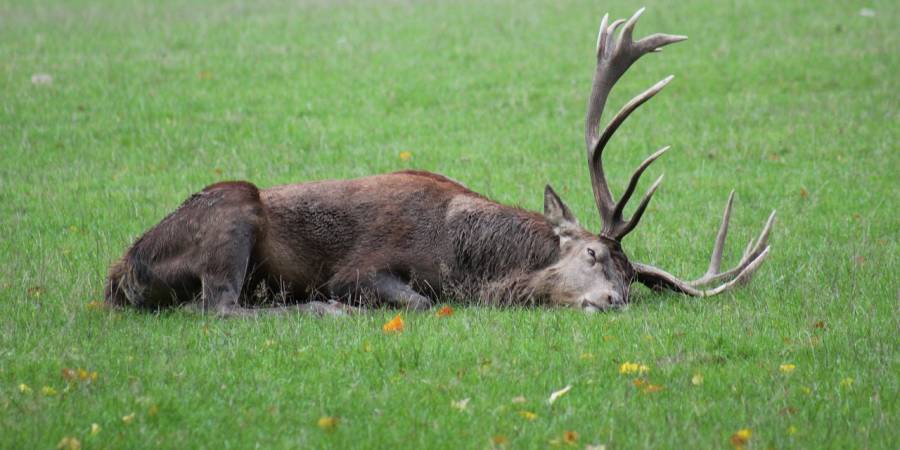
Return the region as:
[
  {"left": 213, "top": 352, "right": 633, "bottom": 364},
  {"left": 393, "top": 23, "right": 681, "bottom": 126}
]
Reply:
[
  {"left": 492, "top": 435, "right": 509, "bottom": 445},
  {"left": 382, "top": 314, "right": 404, "bottom": 332},
  {"left": 436, "top": 306, "right": 454, "bottom": 317},
  {"left": 61, "top": 368, "right": 77, "bottom": 381},
  {"left": 562, "top": 430, "right": 579, "bottom": 444},
  {"left": 632, "top": 378, "right": 663, "bottom": 393}
]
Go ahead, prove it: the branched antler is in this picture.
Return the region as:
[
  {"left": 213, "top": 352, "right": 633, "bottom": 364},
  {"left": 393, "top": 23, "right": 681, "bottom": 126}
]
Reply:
[
  {"left": 633, "top": 192, "right": 776, "bottom": 297},
  {"left": 585, "top": 8, "right": 686, "bottom": 240},
  {"left": 583, "top": 8, "right": 776, "bottom": 297},
  {"left": 688, "top": 192, "right": 776, "bottom": 287}
]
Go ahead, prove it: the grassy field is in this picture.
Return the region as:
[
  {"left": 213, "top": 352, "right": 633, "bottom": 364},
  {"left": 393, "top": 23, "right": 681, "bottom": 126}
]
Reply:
[{"left": 1, "top": 0, "right": 897, "bottom": 448}]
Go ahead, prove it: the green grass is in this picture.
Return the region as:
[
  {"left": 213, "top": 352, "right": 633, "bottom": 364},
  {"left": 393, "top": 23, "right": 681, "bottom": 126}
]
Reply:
[{"left": 1, "top": 0, "right": 897, "bottom": 448}]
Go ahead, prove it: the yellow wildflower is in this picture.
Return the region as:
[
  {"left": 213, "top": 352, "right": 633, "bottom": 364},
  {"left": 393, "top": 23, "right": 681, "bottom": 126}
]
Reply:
[
  {"left": 399, "top": 151, "right": 412, "bottom": 161},
  {"left": 317, "top": 416, "right": 338, "bottom": 430},
  {"left": 730, "top": 428, "right": 752, "bottom": 447},
  {"left": 18, "top": 383, "right": 32, "bottom": 394},
  {"left": 518, "top": 410, "right": 537, "bottom": 421},
  {"left": 787, "top": 425, "right": 797, "bottom": 435},
  {"left": 42, "top": 386, "right": 58, "bottom": 396},
  {"left": 57, "top": 436, "right": 81, "bottom": 450},
  {"left": 90, "top": 423, "right": 101, "bottom": 435},
  {"left": 840, "top": 377, "right": 854, "bottom": 387},
  {"left": 691, "top": 373, "right": 704, "bottom": 386},
  {"left": 619, "top": 362, "right": 649, "bottom": 375},
  {"left": 122, "top": 412, "right": 135, "bottom": 424},
  {"left": 779, "top": 364, "right": 796, "bottom": 374}
]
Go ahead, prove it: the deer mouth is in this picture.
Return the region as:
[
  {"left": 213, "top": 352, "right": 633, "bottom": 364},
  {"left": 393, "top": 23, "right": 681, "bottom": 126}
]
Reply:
[{"left": 581, "top": 299, "right": 619, "bottom": 313}]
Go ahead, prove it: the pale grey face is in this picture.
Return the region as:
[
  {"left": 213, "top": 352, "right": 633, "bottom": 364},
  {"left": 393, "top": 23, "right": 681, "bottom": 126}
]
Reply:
[
  {"left": 544, "top": 234, "right": 631, "bottom": 311},
  {"left": 542, "top": 186, "right": 634, "bottom": 311}
]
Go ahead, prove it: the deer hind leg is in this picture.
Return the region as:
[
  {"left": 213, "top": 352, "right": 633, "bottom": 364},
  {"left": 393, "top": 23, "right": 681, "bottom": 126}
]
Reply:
[
  {"left": 199, "top": 226, "right": 254, "bottom": 316},
  {"left": 373, "top": 273, "right": 433, "bottom": 311},
  {"left": 174, "top": 181, "right": 267, "bottom": 316}
]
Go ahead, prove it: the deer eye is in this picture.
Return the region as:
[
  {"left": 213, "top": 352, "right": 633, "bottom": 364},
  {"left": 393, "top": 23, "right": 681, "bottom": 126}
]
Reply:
[{"left": 586, "top": 248, "right": 596, "bottom": 260}]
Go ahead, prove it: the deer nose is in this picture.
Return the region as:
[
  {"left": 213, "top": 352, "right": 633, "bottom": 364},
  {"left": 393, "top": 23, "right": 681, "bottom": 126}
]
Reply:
[
  {"left": 582, "top": 291, "right": 624, "bottom": 311},
  {"left": 609, "top": 292, "right": 625, "bottom": 306},
  {"left": 581, "top": 300, "right": 603, "bottom": 313}
]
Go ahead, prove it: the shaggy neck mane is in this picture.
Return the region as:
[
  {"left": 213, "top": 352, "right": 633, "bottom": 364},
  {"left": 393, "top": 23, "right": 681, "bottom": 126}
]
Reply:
[{"left": 446, "top": 197, "right": 560, "bottom": 303}]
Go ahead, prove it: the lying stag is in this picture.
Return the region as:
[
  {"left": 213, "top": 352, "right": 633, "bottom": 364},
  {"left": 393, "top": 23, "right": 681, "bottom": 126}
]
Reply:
[{"left": 105, "top": 8, "right": 775, "bottom": 316}]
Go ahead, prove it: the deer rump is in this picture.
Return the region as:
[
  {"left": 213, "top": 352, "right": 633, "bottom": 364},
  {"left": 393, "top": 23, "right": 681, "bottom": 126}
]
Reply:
[
  {"left": 105, "top": 171, "right": 567, "bottom": 315},
  {"left": 105, "top": 8, "right": 776, "bottom": 317}
]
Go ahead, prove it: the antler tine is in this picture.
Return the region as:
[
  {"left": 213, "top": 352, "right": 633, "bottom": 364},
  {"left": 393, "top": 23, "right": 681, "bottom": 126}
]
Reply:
[
  {"left": 594, "top": 76, "right": 674, "bottom": 167},
  {"left": 632, "top": 197, "right": 777, "bottom": 296},
  {"left": 633, "top": 246, "right": 771, "bottom": 297},
  {"left": 615, "top": 174, "right": 663, "bottom": 238},
  {"left": 595, "top": 14, "right": 609, "bottom": 57},
  {"left": 584, "top": 8, "right": 687, "bottom": 241},
  {"left": 688, "top": 209, "right": 777, "bottom": 287},
  {"left": 707, "top": 191, "right": 736, "bottom": 276},
  {"left": 613, "top": 146, "right": 670, "bottom": 222},
  {"left": 618, "top": 7, "right": 645, "bottom": 49}
]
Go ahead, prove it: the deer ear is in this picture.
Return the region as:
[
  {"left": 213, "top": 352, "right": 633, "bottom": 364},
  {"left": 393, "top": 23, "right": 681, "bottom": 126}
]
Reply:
[{"left": 544, "top": 185, "right": 578, "bottom": 234}]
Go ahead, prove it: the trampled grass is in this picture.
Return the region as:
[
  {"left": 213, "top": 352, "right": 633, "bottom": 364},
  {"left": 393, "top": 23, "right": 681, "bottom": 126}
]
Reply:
[{"left": 1, "top": 0, "right": 897, "bottom": 448}]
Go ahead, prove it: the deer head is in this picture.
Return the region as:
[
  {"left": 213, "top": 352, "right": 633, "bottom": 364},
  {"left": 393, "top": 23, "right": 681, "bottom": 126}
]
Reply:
[{"left": 540, "top": 8, "right": 775, "bottom": 311}]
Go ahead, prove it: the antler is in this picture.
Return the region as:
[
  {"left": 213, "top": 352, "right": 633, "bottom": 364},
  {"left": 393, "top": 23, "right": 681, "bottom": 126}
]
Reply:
[
  {"left": 633, "top": 192, "right": 776, "bottom": 297},
  {"left": 585, "top": 8, "right": 686, "bottom": 241},
  {"left": 584, "top": 9, "right": 776, "bottom": 297}
]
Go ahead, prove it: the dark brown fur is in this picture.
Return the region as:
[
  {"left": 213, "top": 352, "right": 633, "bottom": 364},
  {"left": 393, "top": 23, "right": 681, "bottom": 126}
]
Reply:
[
  {"left": 104, "top": 171, "right": 603, "bottom": 313},
  {"left": 105, "top": 9, "right": 774, "bottom": 315}
]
